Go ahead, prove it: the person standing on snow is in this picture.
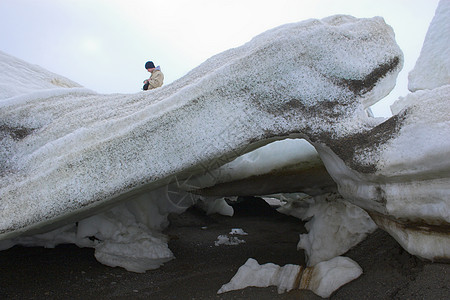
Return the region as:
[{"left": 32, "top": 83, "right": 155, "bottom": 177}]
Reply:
[{"left": 143, "top": 61, "right": 164, "bottom": 90}]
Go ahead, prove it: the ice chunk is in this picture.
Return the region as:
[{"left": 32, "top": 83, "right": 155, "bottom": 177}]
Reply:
[
  {"left": 218, "top": 256, "right": 362, "bottom": 298},
  {"left": 230, "top": 228, "right": 248, "bottom": 235},
  {"left": 214, "top": 234, "right": 246, "bottom": 246},
  {"left": 295, "top": 193, "right": 376, "bottom": 266}
]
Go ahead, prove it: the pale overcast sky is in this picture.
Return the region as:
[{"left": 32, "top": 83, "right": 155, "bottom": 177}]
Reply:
[{"left": 0, "top": 0, "right": 440, "bottom": 117}]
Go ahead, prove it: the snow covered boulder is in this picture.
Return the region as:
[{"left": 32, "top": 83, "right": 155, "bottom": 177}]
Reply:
[{"left": 0, "top": 15, "right": 403, "bottom": 244}]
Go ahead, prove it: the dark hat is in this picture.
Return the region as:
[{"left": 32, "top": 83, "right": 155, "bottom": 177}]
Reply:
[{"left": 145, "top": 61, "right": 155, "bottom": 69}]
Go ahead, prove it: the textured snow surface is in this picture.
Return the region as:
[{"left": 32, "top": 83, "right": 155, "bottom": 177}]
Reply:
[
  {"left": 330, "top": 85, "right": 450, "bottom": 224},
  {"left": 408, "top": 0, "right": 450, "bottom": 91},
  {"left": 0, "top": 50, "right": 82, "bottom": 99},
  {"left": 0, "top": 15, "right": 403, "bottom": 240}
]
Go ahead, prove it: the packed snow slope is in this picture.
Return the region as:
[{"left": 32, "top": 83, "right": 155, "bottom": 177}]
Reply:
[
  {"left": 0, "top": 51, "right": 82, "bottom": 99},
  {"left": 1, "top": 14, "right": 448, "bottom": 261},
  {"left": 408, "top": 0, "right": 450, "bottom": 91}
]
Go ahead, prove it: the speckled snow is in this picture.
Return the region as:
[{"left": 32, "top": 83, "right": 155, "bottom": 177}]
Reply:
[
  {"left": 0, "top": 15, "right": 403, "bottom": 239},
  {"left": 408, "top": 0, "right": 450, "bottom": 91},
  {"left": 0, "top": 51, "right": 82, "bottom": 99}
]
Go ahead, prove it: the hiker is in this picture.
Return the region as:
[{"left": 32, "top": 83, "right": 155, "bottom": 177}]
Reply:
[{"left": 143, "top": 61, "right": 164, "bottom": 90}]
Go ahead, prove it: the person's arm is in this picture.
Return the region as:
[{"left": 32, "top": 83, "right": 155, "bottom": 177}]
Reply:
[{"left": 147, "top": 72, "right": 164, "bottom": 89}]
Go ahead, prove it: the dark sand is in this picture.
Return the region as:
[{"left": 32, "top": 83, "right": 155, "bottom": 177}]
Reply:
[{"left": 1, "top": 203, "right": 449, "bottom": 299}]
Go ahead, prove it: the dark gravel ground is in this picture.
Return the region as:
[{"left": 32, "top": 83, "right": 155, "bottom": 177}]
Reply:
[{"left": 0, "top": 203, "right": 449, "bottom": 300}]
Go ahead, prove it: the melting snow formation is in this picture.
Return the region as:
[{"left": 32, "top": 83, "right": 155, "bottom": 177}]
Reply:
[
  {"left": 218, "top": 256, "right": 362, "bottom": 298},
  {"left": 1, "top": 8, "right": 449, "bottom": 298}
]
